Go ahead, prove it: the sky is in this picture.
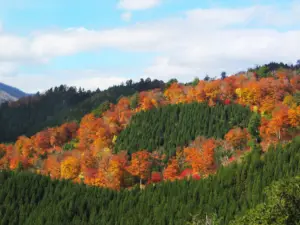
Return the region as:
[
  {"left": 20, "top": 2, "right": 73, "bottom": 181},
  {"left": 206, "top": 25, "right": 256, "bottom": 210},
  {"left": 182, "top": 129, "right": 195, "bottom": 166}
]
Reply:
[{"left": 0, "top": 0, "right": 300, "bottom": 93}]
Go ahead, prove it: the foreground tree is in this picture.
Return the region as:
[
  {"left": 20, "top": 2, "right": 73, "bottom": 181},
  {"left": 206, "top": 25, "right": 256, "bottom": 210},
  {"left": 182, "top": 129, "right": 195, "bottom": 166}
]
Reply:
[{"left": 230, "top": 177, "right": 300, "bottom": 225}]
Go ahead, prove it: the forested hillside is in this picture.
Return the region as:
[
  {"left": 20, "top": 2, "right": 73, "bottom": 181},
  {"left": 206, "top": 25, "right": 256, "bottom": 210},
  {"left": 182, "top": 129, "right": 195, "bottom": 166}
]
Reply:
[
  {"left": 114, "top": 103, "right": 251, "bottom": 156},
  {"left": 0, "top": 137, "right": 299, "bottom": 225},
  {"left": 0, "top": 68, "right": 299, "bottom": 188},
  {"left": 0, "top": 78, "right": 164, "bottom": 143},
  {"left": 0, "top": 64, "right": 299, "bottom": 224}
]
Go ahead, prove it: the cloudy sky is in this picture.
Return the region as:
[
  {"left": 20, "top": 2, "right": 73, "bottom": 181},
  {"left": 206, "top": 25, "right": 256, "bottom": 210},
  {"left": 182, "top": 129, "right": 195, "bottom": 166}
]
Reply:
[{"left": 0, "top": 0, "right": 300, "bottom": 93}]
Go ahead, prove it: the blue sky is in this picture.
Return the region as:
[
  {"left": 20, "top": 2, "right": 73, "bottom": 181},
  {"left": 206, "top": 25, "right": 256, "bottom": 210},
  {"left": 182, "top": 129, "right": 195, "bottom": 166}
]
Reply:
[{"left": 0, "top": 0, "right": 299, "bottom": 92}]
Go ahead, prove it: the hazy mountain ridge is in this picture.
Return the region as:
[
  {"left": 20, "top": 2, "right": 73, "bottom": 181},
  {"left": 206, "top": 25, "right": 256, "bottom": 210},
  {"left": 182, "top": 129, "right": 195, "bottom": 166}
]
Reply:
[
  {"left": 0, "top": 82, "right": 27, "bottom": 104},
  {"left": 0, "top": 90, "right": 18, "bottom": 104}
]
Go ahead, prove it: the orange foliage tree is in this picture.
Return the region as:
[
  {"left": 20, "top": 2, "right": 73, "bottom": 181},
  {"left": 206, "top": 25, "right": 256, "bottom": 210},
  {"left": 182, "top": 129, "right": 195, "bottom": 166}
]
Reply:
[
  {"left": 127, "top": 150, "right": 151, "bottom": 185},
  {"left": 264, "top": 105, "right": 290, "bottom": 141},
  {"left": 15, "top": 136, "right": 34, "bottom": 158},
  {"left": 163, "top": 157, "right": 179, "bottom": 181},
  {"left": 105, "top": 156, "right": 123, "bottom": 190},
  {"left": 184, "top": 139, "right": 216, "bottom": 175},
  {"left": 43, "top": 155, "right": 61, "bottom": 179},
  {"left": 225, "top": 128, "right": 250, "bottom": 150}
]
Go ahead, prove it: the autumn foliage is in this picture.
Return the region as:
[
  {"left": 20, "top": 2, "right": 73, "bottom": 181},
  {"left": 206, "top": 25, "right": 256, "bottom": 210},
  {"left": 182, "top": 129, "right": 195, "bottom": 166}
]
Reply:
[
  {"left": 163, "top": 158, "right": 179, "bottom": 181},
  {"left": 184, "top": 139, "right": 216, "bottom": 174},
  {"left": 225, "top": 128, "right": 250, "bottom": 150},
  {"left": 0, "top": 68, "right": 299, "bottom": 190},
  {"left": 127, "top": 150, "right": 151, "bottom": 184}
]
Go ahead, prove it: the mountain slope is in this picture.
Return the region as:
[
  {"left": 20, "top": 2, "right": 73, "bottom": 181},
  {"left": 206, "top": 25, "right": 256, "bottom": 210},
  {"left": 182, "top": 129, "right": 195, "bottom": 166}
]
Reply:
[
  {"left": 0, "top": 138, "right": 299, "bottom": 225},
  {"left": 0, "top": 67, "right": 298, "bottom": 189},
  {"left": 0, "top": 64, "right": 299, "bottom": 224},
  {"left": 0, "top": 78, "right": 164, "bottom": 142}
]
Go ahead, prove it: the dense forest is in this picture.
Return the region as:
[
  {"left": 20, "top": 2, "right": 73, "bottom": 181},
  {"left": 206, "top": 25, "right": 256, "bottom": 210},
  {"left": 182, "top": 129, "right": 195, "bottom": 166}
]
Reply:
[
  {"left": 114, "top": 103, "right": 251, "bottom": 156},
  {"left": 0, "top": 63, "right": 299, "bottom": 224},
  {"left": 0, "top": 78, "right": 164, "bottom": 143},
  {"left": 0, "top": 137, "right": 299, "bottom": 225}
]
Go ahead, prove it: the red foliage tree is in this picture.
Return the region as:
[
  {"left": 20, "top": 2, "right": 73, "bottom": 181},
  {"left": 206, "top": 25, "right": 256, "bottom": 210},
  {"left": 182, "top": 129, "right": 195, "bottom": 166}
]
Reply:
[{"left": 151, "top": 172, "right": 162, "bottom": 183}]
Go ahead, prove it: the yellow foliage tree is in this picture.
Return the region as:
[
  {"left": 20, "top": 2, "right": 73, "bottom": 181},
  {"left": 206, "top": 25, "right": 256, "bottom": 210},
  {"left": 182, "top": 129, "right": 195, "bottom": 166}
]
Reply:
[{"left": 61, "top": 156, "right": 80, "bottom": 180}]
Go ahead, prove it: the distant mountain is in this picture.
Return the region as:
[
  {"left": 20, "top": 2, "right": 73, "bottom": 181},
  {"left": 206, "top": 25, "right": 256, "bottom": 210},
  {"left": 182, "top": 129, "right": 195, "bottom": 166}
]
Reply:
[
  {"left": 0, "top": 82, "right": 28, "bottom": 105},
  {"left": 0, "top": 90, "right": 18, "bottom": 105},
  {"left": 0, "top": 82, "right": 27, "bottom": 99}
]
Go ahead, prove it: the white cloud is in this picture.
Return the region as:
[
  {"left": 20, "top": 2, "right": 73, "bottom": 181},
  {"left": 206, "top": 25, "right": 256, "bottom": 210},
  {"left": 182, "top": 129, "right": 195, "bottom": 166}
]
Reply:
[
  {"left": 1, "top": 4, "right": 300, "bottom": 61},
  {"left": 0, "top": 34, "right": 30, "bottom": 61},
  {"left": 121, "top": 12, "right": 132, "bottom": 22},
  {"left": 118, "top": 0, "right": 161, "bottom": 10},
  {"left": 1, "top": 3, "right": 300, "bottom": 91},
  {"left": 143, "top": 57, "right": 201, "bottom": 81},
  {"left": 0, "top": 69, "right": 129, "bottom": 93}
]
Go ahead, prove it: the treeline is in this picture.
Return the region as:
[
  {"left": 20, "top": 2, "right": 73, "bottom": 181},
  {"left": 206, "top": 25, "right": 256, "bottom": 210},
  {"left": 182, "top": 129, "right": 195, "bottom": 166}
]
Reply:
[
  {"left": 115, "top": 103, "right": 251, "bottom": 156},
  {"left": 0, "top": 85, "right": 90, "bottom": 143},
  {"left": 1, "top": 137, "right": 299, "bottom": 225},
  {"left": 0, "top": 78, "right": 164, "bottom": 143},
  {"left": 248, "top": 61, "right": 300, "bottom": 78}
]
